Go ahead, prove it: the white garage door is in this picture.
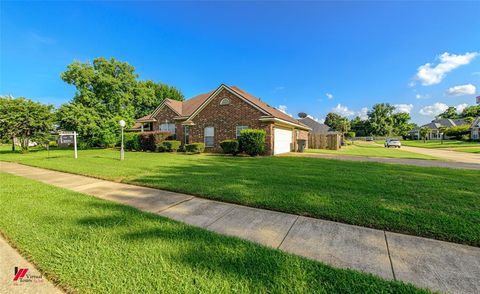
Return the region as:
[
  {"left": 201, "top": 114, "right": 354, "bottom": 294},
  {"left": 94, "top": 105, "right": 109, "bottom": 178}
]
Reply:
[{"left": 274, "top": 128, "right": 292, "bottom": 155}]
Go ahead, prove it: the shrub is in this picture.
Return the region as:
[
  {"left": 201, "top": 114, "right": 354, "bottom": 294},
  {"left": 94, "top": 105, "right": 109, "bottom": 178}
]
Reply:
[
  {"left": 48, "top": 141, "right": 58, "bottom": 148},
  {"left": 178, "top": 144, "right": 186, "bottom": 152},
  {"left": 345, "top": 132, "right": 356, "bottom": 138},
  {"left": 444, "top": 125, "right": 470, "bottom": 140},
  {"left": 185, "top": 143, "right": 205, "bottom": 154},
  {"left": 239, "top": 129, "right": 266, "bottom": 156},
  {"left": 124, "top": 132, "right": 141, "bottom": 151},
  {"left": 138, "top": 131, "right": 173, "bottom": 151},
  {"left": 158, "top": 140, "right": 181, "bottom": 152},
  {"left": 220, "top": 140, "right": 239, "bottom": 155}
]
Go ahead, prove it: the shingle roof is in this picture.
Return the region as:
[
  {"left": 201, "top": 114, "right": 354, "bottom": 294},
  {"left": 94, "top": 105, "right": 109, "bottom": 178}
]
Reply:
[
  {"left": 138, "top": 85, "right": 308, "bottom": 128},
  {"left": 297, "top": 117, "right": 335, "bottom": 134},
  {"left": 228, "top": 86, "right": 306, "bottom": 126},
  {"left": 419, "top": 118, "right": 468, "bottom": 130},
  {"left": 470, "top": 117, "right": 480, "bottom": 129}
]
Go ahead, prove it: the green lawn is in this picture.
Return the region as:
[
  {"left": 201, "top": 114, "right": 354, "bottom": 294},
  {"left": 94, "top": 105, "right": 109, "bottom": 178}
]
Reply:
[
  {"left": 0, "top": 173, "right": 424, "bottom": 293},
  {"left": 306, "top": 142, "right": 437, "bottom": 160},
  {"left": 1, "top": 148, "right": 479, "bottom": 246},
  {"left": 451, "top": 147, "right": 480, "bottom": 154},
  {"left": 387, "top": 140, "right": 480, "bottom": 149}
]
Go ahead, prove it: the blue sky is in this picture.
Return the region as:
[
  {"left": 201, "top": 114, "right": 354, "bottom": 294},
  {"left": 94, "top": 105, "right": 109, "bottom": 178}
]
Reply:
[{"left": 1, "top": 1, "right": 479, "bottom": 124}]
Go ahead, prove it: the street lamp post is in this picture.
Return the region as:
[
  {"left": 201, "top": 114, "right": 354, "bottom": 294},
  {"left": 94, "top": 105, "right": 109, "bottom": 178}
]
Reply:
[{"left": 119, "top": 120, "right": 125, "bottom": 161}]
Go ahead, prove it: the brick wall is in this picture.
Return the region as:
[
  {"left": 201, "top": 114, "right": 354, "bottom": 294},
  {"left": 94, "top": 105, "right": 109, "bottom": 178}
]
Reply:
[
  {"left": 152, "top": 106, "right": 182, "bottom": 140},
  {"left": 188, "top": 88, "right": 273, "bottom": 153}
]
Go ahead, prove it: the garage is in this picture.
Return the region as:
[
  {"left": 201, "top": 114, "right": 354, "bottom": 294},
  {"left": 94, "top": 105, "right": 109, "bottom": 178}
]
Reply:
[{"left": 274, "top": 127, "right": 292, "bottom": 155}]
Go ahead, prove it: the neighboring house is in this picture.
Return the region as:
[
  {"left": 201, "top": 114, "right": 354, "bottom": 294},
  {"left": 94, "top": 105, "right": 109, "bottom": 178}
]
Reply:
[
  {"left": 297, "top": 116, "right": 336, "bottom": 134},
  {"left": 409, "top": 118, "right": 468, "bottom": 140},
  {"left": 470, "top": 117, "right": 480, "bottom": 140},
  {"left": 133, "top": 84, "right": 310, "bottom": 155}
]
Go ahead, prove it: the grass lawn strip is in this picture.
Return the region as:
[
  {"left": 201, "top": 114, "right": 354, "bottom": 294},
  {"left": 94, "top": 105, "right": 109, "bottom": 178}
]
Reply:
[
  {"left": 0, "top": 172, "right": 426, "bottom": 293},
  {"left": 1, "top": 148, "right": 479, "bottom": 246},
  {"left": 306, "top": 143, "right": 438, "bottom": 160}
]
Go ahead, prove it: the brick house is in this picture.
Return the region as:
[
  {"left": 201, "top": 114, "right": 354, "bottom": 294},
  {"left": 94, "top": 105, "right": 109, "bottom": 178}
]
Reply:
[{"left": 133, "top": 84, "right": 310, "bottom": 155}]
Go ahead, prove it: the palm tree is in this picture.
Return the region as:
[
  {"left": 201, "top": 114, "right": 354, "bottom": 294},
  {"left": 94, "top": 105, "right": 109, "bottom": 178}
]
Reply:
[
  {"left": 420, "top": 127, "right": 431, "bottom": 143},
  {"left": 438, "top": 126, "right": 447, "bottom": 144}
]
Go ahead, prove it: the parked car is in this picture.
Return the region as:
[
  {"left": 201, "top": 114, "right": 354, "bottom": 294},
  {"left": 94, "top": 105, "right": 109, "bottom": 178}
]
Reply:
[
  {"left": 365, "top": 137, "right": 374, "bottom": 141},
  {"left": 384, "top": 139, "right": 401, "bottom": 148}
]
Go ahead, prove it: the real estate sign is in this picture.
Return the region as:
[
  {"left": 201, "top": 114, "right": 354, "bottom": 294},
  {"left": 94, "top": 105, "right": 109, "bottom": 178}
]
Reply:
[{"left": 58, "top": 131, "right": 78, "bottom": 159}]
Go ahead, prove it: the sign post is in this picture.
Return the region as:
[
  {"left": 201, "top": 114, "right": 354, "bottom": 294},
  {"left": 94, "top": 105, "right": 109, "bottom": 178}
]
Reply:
[
  {"left": 59, "top": 131, "right": 78, "bottom": 159},
  {"left": 73, "top": 131, "right": 78, "bottom": 159},
  {"left": 119, "top": 120, "right": 125, "bottom": 161}
]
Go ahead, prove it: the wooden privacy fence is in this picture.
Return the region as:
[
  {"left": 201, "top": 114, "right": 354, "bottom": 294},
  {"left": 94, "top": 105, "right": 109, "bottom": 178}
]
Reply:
[{"left": 308, "top": 133, "right": 342, "bottom": 150}]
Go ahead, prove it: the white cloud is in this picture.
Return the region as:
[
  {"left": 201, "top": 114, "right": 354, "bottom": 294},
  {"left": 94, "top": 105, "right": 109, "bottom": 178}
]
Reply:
[
  {"left": 415, "top": 93, "right": 430, "bottom": 99},
  {"left": 356, "top": 107, "right": 369, "bottom": 120},
  {"left": 419, "top": 102, "right": 449, "bottom": 116},
  {"left": 408, "top": 81, "right": 416, "bottom": 88},
  {"left": 394, "top": 104, "right": 414, "bottom": 114},
  {"left": 416, "top": 52, "right": 478, "bottom": 86},
  {"left": 326, "top": 93, "right": 334, "bottom": 99},
  {"left": 456, "top": 103, "right": 469, "bottom": 114},
  {"left": 445, "top": 84, "right": 476, "bottom": 96},
  {"left": 332, "top": 104, "right": 354, "bottom": 117},
  {"left": 276, "top": 105, "right": 292, "bottom": 117}
]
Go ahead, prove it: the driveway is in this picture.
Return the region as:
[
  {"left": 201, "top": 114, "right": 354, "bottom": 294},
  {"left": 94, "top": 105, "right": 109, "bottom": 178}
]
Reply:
[{"left": 400, "top": 146, "right": 480, "bottom": 164}]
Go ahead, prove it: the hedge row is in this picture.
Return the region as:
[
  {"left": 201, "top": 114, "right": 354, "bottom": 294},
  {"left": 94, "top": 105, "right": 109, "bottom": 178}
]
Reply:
[{"left": 220, "top": 129, "right": 266, "bottom": 156}]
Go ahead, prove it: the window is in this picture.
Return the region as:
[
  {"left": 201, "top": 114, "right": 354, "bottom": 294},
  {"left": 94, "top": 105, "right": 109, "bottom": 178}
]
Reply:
[
  {"left": 160, "top": 123, "right": 176, "bottom": 135},
  {"left": 184, "top": 126, "right": 190, "bottom": 144},
  {"left": 220, "top": 98, "right": 230, "bottom": 105},
  {"left": 204, "top": 127, "right": 214, "bottom": 147},
  {"left": 236, "top": 126, "right": 248, "bottom": 139}
]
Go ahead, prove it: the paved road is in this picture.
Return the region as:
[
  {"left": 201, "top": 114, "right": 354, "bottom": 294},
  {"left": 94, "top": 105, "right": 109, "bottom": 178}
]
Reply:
[
  {"left": 0, "top": 236, "right": 62, "bottom": 294},
  {"left": 284, "top": 152, "right": 480, "bottom": 170},
  {"left": 1, "top": 162, "right": 480, "bottom": 294},
  {"left": 400, "top": 145, "right": 480, "bottom": 164}
]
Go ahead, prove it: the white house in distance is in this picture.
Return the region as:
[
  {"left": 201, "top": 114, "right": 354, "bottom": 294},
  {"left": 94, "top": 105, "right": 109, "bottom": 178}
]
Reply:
[
  {"left": 470, "top": 117, "right": 480, "bottom": 140},
  {"left": 409, "top": 118, "right": 468, "bottom": 140}
]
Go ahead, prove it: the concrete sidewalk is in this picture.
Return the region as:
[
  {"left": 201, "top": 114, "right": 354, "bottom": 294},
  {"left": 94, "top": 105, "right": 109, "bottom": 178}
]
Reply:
[
  {"left": 284, "top": 152, "right": 480, "bottom": 170},
  {"left": 1, "top": 162, "right": 479, "bottom": 294},
  {"left": 0, "top": 236, "right": 62, "bottom": 294}
]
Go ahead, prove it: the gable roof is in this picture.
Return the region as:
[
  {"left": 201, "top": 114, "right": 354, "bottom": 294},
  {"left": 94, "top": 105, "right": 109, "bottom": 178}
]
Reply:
[
  {"left": 297, "top": 116, "right": 336, "bottom": 134},
  {"left": 418, "top": 118, "right": 468, "bottom": 130},
  {"left": 470, "top": 117, "right": 480, "bottom": 129},
  {"left": 138, "top": 84, "right": 308, "bottom": 129}
]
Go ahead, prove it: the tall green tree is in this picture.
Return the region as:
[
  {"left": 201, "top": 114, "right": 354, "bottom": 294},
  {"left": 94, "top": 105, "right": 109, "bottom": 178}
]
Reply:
[
  {"left": 325, "top": 112, "right": 350, "bottom": 133},
  {"left": 0, "top": 96, "right": 54, "bottom": 152},
  {"left": 438, "top": 106, "right": 458, "bottom": 119},
  {"left": 134, "top": 80, "right": 184, "bottom": 118},
  {"left": 367, "top": 103, "right": 395, "bottom": 136},
  {"left": 392, "top": 112, "right": 414, "bottom": 137},
  {"left": 461, "top": 105, "right": 480, "bottom": 119},
  {"left": 58, "top": 57, "right": 183, "bottom": 147},
  {"left": 350, "top": 116, "right": 370, "bottom": 137}
]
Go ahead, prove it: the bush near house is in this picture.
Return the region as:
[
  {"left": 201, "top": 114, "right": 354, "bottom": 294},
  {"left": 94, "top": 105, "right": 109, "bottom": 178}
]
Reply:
[
  {"left": 138, "top": 131, "right": 172, "bottom": 151},
  {"left": 239, "top": 129, "right": 266, "bottom": 156},
  {"left": 444, "top": 125, "right": 470, "bottom": 140},
  {"left": 185, "top": 143, "right": 205, "bottom": 154},
  {"left": 158, "top": 140, "right": 181, "bottom": 152},
  {"left": 123, "top": 132, "right": 141, "bottom": 151},
  {"left": 220, "top": 140, "right": 239, "bottom": 155}
]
